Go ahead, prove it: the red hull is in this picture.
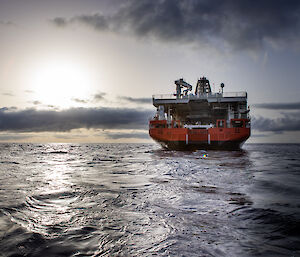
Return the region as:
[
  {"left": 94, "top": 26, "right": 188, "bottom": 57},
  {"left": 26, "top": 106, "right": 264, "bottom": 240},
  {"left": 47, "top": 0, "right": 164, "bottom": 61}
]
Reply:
[{"left": 149, "top": 120, "right": 250, "bottom": 150}]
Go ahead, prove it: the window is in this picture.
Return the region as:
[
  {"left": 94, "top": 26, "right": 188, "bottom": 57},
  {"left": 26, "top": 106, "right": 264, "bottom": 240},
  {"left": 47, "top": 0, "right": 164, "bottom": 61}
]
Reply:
[
  {"left": 155, "top": 124, "right": 166, "bottom": 128},
  {"left": 231, "top": 120, "right": 244, "bottom": 128},
  {"left": 218, "top": 120, "right": 224, "bottom": 128}
]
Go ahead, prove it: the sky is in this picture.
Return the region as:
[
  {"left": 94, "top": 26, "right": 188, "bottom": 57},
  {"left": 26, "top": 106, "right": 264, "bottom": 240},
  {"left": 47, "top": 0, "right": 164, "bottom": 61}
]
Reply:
[{"left": 0, "top": 0, "right": 300, "bottom": 143}]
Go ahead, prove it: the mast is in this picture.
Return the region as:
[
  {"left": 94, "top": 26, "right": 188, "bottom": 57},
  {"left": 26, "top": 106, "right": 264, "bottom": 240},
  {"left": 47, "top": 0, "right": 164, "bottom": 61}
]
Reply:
[{"left": 195, "top": 77, "right": 212, "bottom": 95}]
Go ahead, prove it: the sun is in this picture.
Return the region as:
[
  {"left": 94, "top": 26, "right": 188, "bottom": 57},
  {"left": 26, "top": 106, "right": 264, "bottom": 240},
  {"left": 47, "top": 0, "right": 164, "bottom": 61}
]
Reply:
[{"left": 28, "top": 59, "right": 95, "bottom": 108}]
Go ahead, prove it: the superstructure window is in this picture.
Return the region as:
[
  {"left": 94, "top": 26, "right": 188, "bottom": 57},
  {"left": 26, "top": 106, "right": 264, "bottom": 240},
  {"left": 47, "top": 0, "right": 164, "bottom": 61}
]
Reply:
[
  {"left": 155, "top": 124, "right": 166, "bottom": 128},
  {"left": 231, "top": 120, "right": 244, "bottom": 128},
  {"left": 217, "top": 120, "right": 224, "bottom": 128}
]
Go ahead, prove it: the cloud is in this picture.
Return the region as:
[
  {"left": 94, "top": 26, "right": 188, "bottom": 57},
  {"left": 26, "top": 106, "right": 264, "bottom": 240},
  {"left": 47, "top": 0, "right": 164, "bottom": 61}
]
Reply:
[
  {"left": 262, "top": 51, "right": 268, "bottom": 67},
  {"left": 252, "top": 112, "right": 300, "bottom": 132},
  {"left": 253, "top": 102, "right": 300, "bottom": 110},
  {"left": 72, "top": 98, "right": 88, "bottom": 104},
  {"left": 103, "top": 131, "right": 149, "bottom": 139},
  {"left": 72, "top": 13, "right": 109, "bottom": 30},
  {"left": 52, "top": 13, "right": 108, "bottom": 30},
  {"left": 2, "top": 92, "right": 14, "bottom": 97},
  {"left": 118, "top": 96, "right": 152, "bottom": 104},
  {"left": 0, "top": 107, "right": 153, "bottom": 132},
  {"left": 250, "top": 133, "right": 269, "bottom": 138},
  {"left": 32, "top": 101, "right": 42, "bottom": 105},
  {"left": 93, "top": 93, "right": 106, "bottom": 102},
  {"left": 70, "top": 93, "right": 106, "bottom": 104},
  {"left": 0, "top": 133, "right": 32, "bottom": 141},
  {"left": 0, "top": 107, "right": 17, "bottom": 111},
  {"left": 0, "top": 20, "right": 15, "bottom": 26},
  {"left": 51, "top": 0, "right": 300, "bottom": 51},
  {"left": 46, "top": 105, "right": 59, "bottom": 110},
  {"left": 51, "top": 17, "right": 67, "bottom": 27},
  {"left": 54, "top": 134, "right": 88, "bottom": 139}
]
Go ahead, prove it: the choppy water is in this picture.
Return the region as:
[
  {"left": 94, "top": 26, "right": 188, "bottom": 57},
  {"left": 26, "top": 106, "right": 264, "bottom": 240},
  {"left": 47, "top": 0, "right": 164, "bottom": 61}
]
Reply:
[{"left": 0, "top": 143, "right": 299, "bottom": 257}]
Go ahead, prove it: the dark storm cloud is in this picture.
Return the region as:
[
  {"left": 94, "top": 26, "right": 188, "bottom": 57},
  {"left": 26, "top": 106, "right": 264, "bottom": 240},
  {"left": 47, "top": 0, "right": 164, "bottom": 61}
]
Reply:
[
  {"left": 253, "top": 102, "right": 300, "bottom": 110},
  {"left": 118, "top": 96, "right": 152, "bottom": 104},
  {"left": 103, "top": 131, "right": 149, "bottom": 139},
  {"left": 51, "top": 0, "right": 300, "bottom": 50},
  {"left": 252, "top": 112, "right": 300, "bottom": 132},
  {"left": 0, "top": 107, "right": 152, "bottom": 132}
]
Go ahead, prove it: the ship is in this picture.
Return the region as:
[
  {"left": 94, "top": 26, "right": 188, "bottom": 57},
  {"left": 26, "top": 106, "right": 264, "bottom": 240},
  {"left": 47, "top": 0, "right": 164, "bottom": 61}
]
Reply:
[{"left": 149, "top": 77, "right": 250, "bottom": 150}]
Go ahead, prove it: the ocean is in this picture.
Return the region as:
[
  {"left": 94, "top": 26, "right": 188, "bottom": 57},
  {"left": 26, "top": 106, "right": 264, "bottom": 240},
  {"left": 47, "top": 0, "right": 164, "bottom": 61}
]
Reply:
[{"left": 0, "top": 143, "right": 299, "bottom": 257}]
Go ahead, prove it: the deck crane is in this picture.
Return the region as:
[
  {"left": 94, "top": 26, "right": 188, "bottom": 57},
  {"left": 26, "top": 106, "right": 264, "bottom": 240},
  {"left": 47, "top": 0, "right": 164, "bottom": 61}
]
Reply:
[{"left": 174, "top": 78, "right": 193, "bottom": 97}]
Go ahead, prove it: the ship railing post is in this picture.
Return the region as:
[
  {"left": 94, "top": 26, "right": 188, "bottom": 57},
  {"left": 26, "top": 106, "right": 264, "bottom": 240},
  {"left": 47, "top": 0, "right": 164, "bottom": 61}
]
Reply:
[{"left": 167, "top": 107, "right": 171, "bottom": 127}]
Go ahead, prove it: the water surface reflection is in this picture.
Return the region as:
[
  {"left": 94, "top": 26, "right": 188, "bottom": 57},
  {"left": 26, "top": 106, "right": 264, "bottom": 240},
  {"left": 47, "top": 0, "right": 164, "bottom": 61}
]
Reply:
[{"left": 0, "top": 143, "right": 299, "bottom": 256}]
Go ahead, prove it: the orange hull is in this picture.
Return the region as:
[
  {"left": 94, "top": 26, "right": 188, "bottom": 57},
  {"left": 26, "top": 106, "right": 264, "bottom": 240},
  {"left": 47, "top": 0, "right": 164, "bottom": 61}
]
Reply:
[{"left": 149, "top": 119, "right": 250, "bottom": 150}]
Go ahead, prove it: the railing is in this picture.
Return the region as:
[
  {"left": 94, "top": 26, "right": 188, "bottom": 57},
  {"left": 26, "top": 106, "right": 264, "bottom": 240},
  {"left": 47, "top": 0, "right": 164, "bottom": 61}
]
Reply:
[
  {"left": 222, "top": 92, "right": 247, "bottom": 97},
  {"left": 153, "top": 92, "right": 247, "bottom": 100},
  {"left": 152, "top": 94, "right": 177, "bottom": 99}
]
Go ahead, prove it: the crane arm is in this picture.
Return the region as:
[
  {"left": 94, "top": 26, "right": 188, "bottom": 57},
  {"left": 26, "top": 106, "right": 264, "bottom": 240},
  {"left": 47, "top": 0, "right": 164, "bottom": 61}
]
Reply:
[{"left": 174, "top": 78, "right": 192, "bottom": 91}]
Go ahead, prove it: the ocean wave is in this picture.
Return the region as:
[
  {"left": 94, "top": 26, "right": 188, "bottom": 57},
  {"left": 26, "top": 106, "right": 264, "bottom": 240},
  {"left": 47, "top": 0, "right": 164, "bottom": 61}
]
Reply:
[{"left": 0, "top": 143, "right": 299, "bottom": 256}]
